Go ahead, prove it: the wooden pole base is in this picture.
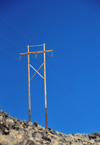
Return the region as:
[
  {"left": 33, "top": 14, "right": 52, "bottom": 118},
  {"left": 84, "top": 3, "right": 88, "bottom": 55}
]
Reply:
[
  {"left": 29, "top": 109, "right": 31, "bottom": 122},
  {"left": 45, "top": 108, "right": 48, "bottom": 129}
]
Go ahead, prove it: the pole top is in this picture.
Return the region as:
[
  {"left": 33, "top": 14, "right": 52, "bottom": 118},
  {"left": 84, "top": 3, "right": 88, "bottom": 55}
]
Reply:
[{"left": 43, "top": 43, "right": 45, "bottom": 46}]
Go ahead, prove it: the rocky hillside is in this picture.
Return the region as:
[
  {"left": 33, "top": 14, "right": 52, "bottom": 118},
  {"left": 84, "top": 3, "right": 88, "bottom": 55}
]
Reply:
[{"left": 0, "top": 110, "right": 100, "bottom": 145}]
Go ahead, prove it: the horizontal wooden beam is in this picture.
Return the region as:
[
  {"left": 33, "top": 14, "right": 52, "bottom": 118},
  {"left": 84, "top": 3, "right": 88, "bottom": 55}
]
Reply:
[{"left": 20, "top": 50, "right": 53, "bottom": 56}]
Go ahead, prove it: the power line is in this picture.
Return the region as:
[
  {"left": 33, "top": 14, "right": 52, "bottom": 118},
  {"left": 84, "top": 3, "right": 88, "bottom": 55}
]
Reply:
[
  {"left": 47, "top": 76, "right": 82, "bottom": 132},
  {"left": 48, "top": 55, "right": 96, "bottom": 130},
  {"left": 0, "top": 24, "right": 26, "bottom": 48},
  {"left": 0, "top": 47, "right": 27, "bottom": 71},
  {"left": 31, "top": 78, "right": 69, "bottom": 132},
  {"left": 12, "top": 16, "right": 43, "bottom": 46},
  {"left": 1, "top": 67, "right": 25, "bottom": 101},
  {"left": 0, "top": 48, "right": 20, "bottom": 61},
  {"left": 46, "top": 62, "right": 72, "bottom": 97},
  {"left": 0, "top": 17, "right": 34, "bottom": 44},
  {"left": 0, "top": 45, "right": 81, "bottom": 132},
  {"left": 32, "top": 56, "right": 82, "bottom": 131},
  {"left": 0, "top": 34, "right": 24, "bottom": 51}
]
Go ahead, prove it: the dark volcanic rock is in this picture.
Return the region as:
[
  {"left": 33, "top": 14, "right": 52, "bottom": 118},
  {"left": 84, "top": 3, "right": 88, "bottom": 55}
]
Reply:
[
  {"left": 42, "top": 135, "right": 51, "bottom": 142},
  {"left": 33, "top": 121, "right": 38, "bottom": 127},
  {"left": 12, "top": 124, "right": 20, "bottom": 130},
  {"left": 88, "top": 134, "right": 97, "bottom": 139},
  {"left": 92, "top": 132, "right": 100, "bottom": 137},
  {"left": 50, "top": 130, "right": 57, "bottom": 135},
  {"left": 0, "top": 121, "right": 10, "bottom": 135},
  {"left": 21, "top": 121, "right": 29, "bottom": 128}
]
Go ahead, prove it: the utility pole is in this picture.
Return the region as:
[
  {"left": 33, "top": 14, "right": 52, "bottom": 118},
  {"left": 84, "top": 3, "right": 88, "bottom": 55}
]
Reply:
[
  {"left": 20, "top": 43, "right": 53, "bottom": 129},
  {"left": 27, "top": 45, "right": 31, "bottom": 122},
  {"left": 43, "top": 43, "right": 47, "bottom": 129}
]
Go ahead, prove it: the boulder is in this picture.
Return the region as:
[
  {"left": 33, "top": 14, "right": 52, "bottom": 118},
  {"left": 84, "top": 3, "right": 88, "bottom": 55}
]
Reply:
[{"left": 33, "top": 121, "right": 38, "bottom": 127}]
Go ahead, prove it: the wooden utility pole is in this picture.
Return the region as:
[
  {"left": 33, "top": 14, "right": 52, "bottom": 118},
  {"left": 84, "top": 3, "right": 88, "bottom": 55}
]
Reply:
[
  {"left": 27, "top": 45, "right": 31, "bottom": 122},
  {"left": 20, "top": 43, "right": 53, "bottom": 128},
  {"left": 43, "top": 43, "right": 47, "bottom": 128}
]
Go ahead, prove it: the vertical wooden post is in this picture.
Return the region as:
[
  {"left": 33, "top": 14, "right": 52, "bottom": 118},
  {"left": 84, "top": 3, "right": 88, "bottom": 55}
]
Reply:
[
  {"left": 27, "top": 45, "right": 31, "bottom": 122},
  {"left": 43, "top": 43, "right": 48, "bottom": 129}
]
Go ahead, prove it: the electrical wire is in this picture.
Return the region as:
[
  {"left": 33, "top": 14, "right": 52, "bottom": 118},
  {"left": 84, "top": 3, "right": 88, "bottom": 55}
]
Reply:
[
  {"left": 1, "top": 67, "right": 25, "bottom": 101},
  {"left": 47, "top": 76, "right": 82, "bottom": 132},
  {"left": 0, "top": 46, "right": 70, "bottom": 132},
  {"left": 31, "top": 56, "right": 82, "bottom": 131},
  {"left": 0, "top": 27, "right": 95, "bottom": 131},
  {"left": 48, "top": 54, "right": 96, "bottom": 130},
  {"left": 31, "top": 78, "right": 70, "bottom": 132},
  {"left": 0, "top": 17, "right": 34, "bottom": 44},
  {"left": 0, "top": 34, "right": 24, "bottom": 51},
  {"left": 0, "top": 47, "right": 27, "bottom": 71},
  {"left": 0, "top": 48, "right": 20, "bottom": 61},
  {"left": 46, "top": 62, "right": 73, "bottom": 97},
  {"left": 11, "top": 16, "right": 43, "bottom": 47},
  {"left": 0, "top": 24, "right": 27, "bottom": 48}
]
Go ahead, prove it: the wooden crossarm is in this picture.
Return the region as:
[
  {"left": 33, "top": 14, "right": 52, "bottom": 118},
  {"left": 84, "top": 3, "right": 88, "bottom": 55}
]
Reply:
[{"left": 20, "top": 50, "right": 53, "bottom": 56}]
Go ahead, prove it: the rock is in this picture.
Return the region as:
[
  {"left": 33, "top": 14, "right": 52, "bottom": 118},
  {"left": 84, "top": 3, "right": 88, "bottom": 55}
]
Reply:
[
  {"left": 42, "top": 135, "right": 51, "bottom": 142},
  {"left": 95, "top": 139, "right": 100, "bottom": 142},
  {"left": 92, "top": 132, "right": 100, "bottom": 137},
  {"left": 18, "top": 128, "right": 25, "bottom": 133},
  {"left": 6, "top": 118, "right": 14, "bottom": 124},
  {"left": 13, "top": 118, "right": 19, "bottom": 123},
  {"left": 28, "top": 122, "right": 33, "bottom": 127},
  {"left": 42, "top": 129, "right": 48, "bottom": 135},
  {"left": 0, "top": 116, "right": 3, "bottom": 121},
  {"left": 37, "top": 125, "right": 43, "bottom": 130},
  {"left": 59, "top": 137, "right": 66, "bottom": 143},
  {"left": 8, "top": 122, "right": 15, "bottom": 129},
  {"left": 33, "top": 121, "right": 38, "bottom": 127},
  {"left": 25, "top": 140, "right": 36, "bottom": 145},
  {"left": 50, "top": 130, "right": 57, "bottom": 135},
  {"left": 12, "top": 124, "right": 20, "bottom": 130},
  {"left": 14, "top": 142, "right": 23, "bottom": 145},
  {"left": 32, "top": 131, "right": 42, "bottom": 139},
  {"left": 0, "top": 110, "right": 4, "bottom": 116},
  {"left": 22, "top": 121, "right": 29, "bottom": 128},
  {"left": 0, "top": 121, "right": 10, "bottom": 135},
  {"left": 4, "top": 112, "right": 9, "bottom": 118},
  {"left": 0, "top": 110, "right": 100, "bottom": 145},
  {"left": 88, "top": 134, "right": 97, "bottom": 139},
  {"left": 48, "top": 128, "right": 51, "bottom": 131},
  {"left": 2, "top": 128, "right": 9, "bottom": 135},
  {"left": 58, "top": 133, "right": 63, "bottom": 137}
]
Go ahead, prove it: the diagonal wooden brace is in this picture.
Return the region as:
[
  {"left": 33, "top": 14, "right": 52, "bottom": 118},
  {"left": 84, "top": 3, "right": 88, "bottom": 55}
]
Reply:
[{"left": 30, "top": 63, "right": 44, "bottom": 80}]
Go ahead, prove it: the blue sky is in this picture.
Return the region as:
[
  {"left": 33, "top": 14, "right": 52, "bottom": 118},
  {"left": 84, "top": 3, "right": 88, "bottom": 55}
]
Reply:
[{"left": 0, "top": 0, "right": 100, "bottom": 135}]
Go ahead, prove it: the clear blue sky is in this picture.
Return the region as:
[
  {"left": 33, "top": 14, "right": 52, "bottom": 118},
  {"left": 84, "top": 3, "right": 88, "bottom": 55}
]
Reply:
[{"left": 0, "top": 0, "right": 100, "bottom": 135}]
